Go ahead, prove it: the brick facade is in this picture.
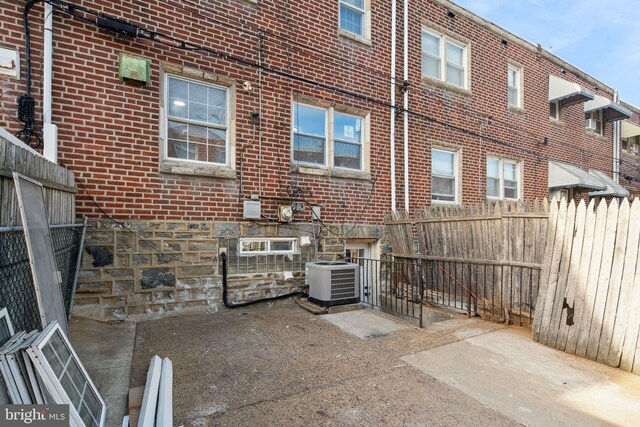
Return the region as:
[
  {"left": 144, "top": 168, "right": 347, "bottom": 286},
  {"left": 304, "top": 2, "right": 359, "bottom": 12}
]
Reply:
[{"left": 0, "top": 0, "right": 634, "bottom": 318}]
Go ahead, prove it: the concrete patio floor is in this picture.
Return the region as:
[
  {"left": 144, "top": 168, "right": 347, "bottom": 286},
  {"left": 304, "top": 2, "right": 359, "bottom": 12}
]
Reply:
[{"left": 71, "top": 301, "right": 640, "bottom": 426}]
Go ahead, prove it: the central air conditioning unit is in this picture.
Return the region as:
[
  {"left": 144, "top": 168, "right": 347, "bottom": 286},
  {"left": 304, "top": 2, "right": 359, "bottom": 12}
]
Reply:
[
  {"left": 585, "top": 118, "right": 598, "bottom": 131},
  {"left": 306, "top": 262, "right": 359, "bottom": 307}
]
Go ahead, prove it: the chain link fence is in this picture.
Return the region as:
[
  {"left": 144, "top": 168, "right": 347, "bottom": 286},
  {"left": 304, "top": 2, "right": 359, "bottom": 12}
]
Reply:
[{"left": 0, "top": 224, "right": 85, "bottom": 332}]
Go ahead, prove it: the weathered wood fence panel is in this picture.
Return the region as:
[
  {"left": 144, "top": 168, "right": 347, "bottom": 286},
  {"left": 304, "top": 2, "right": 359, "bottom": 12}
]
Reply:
[
  {"left": 0, "top": 130, "right": 76, "bottom": 226},
  {"left": 385, "top": 200, "right": 549, "bottom": 323},
  {"left": 534, "top": 198, "right": 640, "bottom": 375}
]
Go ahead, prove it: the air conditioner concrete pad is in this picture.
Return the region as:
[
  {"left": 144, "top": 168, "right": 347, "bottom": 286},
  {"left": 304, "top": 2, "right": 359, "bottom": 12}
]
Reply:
[{"left": 322, "top": 310, "right": 408, "bottom": 339}]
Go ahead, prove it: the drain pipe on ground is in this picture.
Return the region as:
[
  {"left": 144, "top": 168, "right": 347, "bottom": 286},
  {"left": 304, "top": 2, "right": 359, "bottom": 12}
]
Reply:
[{"left": 220, "top": 252, "right": 307, "bottom": 309}]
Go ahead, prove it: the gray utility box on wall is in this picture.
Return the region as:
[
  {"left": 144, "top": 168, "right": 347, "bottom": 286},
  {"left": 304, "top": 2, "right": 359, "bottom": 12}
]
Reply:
[{"left": 306, "top": 262, "right": 359, "bottom": 307}]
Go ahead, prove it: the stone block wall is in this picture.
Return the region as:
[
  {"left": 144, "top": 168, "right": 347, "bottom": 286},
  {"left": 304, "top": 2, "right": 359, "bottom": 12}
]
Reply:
[{"left": 74, "top": 219, "right": 384, "bottom": 319}]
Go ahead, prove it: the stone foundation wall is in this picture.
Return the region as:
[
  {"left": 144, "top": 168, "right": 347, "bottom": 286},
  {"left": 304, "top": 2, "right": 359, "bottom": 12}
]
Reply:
[{"left": 74, "top": 219, "right": 384, "bottom": 320}]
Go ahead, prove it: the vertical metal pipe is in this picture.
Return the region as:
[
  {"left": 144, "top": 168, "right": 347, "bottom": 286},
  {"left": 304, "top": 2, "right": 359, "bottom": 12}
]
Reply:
[{"left": 390, "top": 0, "right": 397, "bottom": 211}]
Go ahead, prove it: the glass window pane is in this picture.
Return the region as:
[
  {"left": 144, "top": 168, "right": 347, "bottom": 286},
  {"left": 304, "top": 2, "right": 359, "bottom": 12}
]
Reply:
[
  {"left": 422, "top": 55, "right": 441, "bottom": 79},
  {"left": 208, "top": 87, "right": 227, "bottom": 125},
  {"left": 168, "top": 121, "right": 187, "bottom": 141},
  {"left": 508, "top": 68, "right": 517, "bottom": 87},
  {"left": 508, "top": 87, "right": 518, "bottom": 106},
  {"left": 422, "top": 32, "right": 440, "bottom": 56},
  {"left": 550, "top": 102, "right": 558, "bottom": 118},
  {"left": 167, "top": 140, "right": 193, "bottom": 160},
  {"left": 168, "top": 78, "right": 188, "bottom": 102},
  {"left": 504, "top": 162, "right": 517, "bottom": 181},
  {"left": 188, "top": 102, "right": 208, "bottom": 122},
  {"left": 432, "top": 177, "right": 455, "bottom": 201},
  {"left": 294, "top": 134, "right": 325, "bottom": 165},
  {"left": 487, "top": 177, "right": 500, "bottom": 197},
  {"left": 432, "top": 150, "right": 454, "bottom": 177},
  {"left": 271, "top": 241, "right": 293, "bottom": 251},
  {"left": 340, "top": 5, "right": 364, "bottom": 36},
  {"left": 446, "top": 64, "right": 464, "bottom": 87},
  {"left": 504, "top": 181, "right": 518, "bottom": 199},
  {"left": 343, "top": 0, "right": 364, "bottom": 9},
  {"left": 168, "top": 97, "right": 188, "bottom": 118},
  {"left": 293, "top": 104, "right": 326, "bottom": 137},
  {"left": 487, "top": 158, "right": 499, "bottom": 178},
  {"left": 446, "top": 42, "right": 463, "bottom": 67},
  {"left": 334, "top": 141, "right": 362, "bottom": 170},
  {"left": 242, "top": 241, "right": 267, "bottom": 252},
  {"left": 188, "top": 124, "right": 208, "bottom": 145},
  {"left": 42, "top": 343, "right": 64, "bottom": 377},
  {"left": 334, "top": 113, "right": 362, "bottom": 144},
  {"left": 207, "top": 129, "right": 227, "bottom": 164},
  {"left": 189, "top": 81, "right": 208, "bottom": 104}
]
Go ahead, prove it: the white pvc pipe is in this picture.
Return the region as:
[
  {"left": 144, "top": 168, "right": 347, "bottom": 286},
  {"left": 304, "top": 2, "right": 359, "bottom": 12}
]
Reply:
[
  {"left": 390, "top": 0, "right": 397, "bottom": 212},
  {"left": 43, "top": 3, "right": 58, "bottom": 163},
  {"left": 403, "top": 0, "right": 409, "bottom": 211}
]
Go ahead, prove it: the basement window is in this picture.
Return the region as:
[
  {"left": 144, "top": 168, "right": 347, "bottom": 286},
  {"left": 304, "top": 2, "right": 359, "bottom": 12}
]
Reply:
[{"left": 239, "top": 238, "right": 299, "bottom": 255}]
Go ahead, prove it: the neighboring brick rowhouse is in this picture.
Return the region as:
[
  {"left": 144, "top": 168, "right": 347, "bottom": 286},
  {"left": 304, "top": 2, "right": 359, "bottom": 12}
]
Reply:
[{"left": 0, "top": 0, "right": 632, "bottom": 318}]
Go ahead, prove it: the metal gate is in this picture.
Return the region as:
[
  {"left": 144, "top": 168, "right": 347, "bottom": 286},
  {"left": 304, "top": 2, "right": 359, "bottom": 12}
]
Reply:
[{"left": 354, "top": 256, "right": 539, "bottom": 327}]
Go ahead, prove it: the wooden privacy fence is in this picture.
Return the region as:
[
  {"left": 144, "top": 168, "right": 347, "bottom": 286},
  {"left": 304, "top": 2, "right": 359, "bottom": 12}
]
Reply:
[
  {"left": 385, "top": 200, "right": 549, "bottom": 322},
  {"left": 533, "top": 198, "right": 640, "bottom": 375},
  {"left": 0, "top": 131, "right": 76, "bottom": 226}
]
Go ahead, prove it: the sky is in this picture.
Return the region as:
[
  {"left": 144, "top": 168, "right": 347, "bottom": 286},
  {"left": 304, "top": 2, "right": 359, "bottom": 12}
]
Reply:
[{"left": 453, "top": 0, "right": 640, "bottom": 107}]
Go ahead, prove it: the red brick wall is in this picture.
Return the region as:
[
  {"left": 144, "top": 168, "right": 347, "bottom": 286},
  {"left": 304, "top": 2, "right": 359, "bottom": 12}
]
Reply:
[{"left": 0, "top": 0, "right": 621, "bottom": 225}]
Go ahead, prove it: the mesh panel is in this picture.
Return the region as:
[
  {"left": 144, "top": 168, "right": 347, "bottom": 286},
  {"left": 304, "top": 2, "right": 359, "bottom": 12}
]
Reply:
[{"left": 0, "top": 226, "right": 83, "bottom": 332}]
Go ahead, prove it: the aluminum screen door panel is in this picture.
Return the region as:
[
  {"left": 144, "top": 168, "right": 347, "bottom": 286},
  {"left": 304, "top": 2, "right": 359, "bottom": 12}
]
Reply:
[
  {"left": 12, "top": 173, "right": 68, "bottom": 336},
  {"left": 0, "top": 308, "right": 15, "bottom": 346}
]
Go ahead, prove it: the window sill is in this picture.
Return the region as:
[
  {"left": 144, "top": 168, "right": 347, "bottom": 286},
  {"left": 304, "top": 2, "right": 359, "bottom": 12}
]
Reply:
[
  {"left": 238, "top": 0, "right": 257, "bottom": 5},
  {"left": 549, "top": 118, "right": 563, "bottom": 126},
  {"left": 421, "top": 76, "right": 471, "bottom": 97},
  {"left": 585, "top": 130, "right": 607, "bottom": 141},
  {"left": 159, "top": 159, "right": 236, "bottom": 179},
  {"left": 508, "top": 105, "right": 525, "bottom": 114},
  {"left": 337, "top": 29, "right": 372, "bottom": 47},
  {"left": 292, "top": 164, "right": 371, "bottom": 181},
  {"left": 431, "top": 199, "right": 459, "bottom": 206}
]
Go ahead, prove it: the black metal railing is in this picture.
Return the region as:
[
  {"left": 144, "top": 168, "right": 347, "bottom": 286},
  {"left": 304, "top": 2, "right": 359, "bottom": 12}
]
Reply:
[{"left": 354, "top": 256, "right": 539, "bottom": 327}]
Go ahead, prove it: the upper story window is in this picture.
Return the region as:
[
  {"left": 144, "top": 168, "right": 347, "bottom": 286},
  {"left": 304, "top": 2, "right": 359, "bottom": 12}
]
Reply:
[
  {"left": 487, "top": 157, "right": 520, "bottom": 200},
  {"left": 165, "top": 75, "right": 229, "bottom": 165},
  {"left": 432, "top": 148, "right": 459, "bottom": 203},
  {"left": 292, "top": 101, "right": 366, "bottom": 172},
  {"left": 339, "top": 0, "right": 371, "bottom": 43},
  {"left": 421, "top": 28, "right": 468, "bottom": 89},
  {"left": 508, "top": 65, "right": 522, "bottom": 108},
  {"left": 585, "top": 110, "right": 603, "bottom": 135},
  {"left": 549, "top": 101, "right": 560, "bottom": 120}
]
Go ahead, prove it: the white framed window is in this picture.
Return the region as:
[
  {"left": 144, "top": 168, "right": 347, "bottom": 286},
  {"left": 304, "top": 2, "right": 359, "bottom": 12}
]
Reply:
[
  {"left": 292, "top": 101, "right": 366, "bottom": 171},
  {"left": 164, "top": 74, "right": 229, "bottom": 165},
  {"left": 550, "top": 101, "right": 560, "bottom": 120},
  {"left": 338, "top": 0, "right": 371, "bottom": 41},
  {"left": 549, "top": 188, "right": 570, "bottom": 202},
  {"left": 431, "top": 148, "right": 458, "bottom": 203},
  {"left": 508, "top": 65, "right": 522, "bottom": 108},
  {"left": 487, "top": 157, "right": 521, "bottom": 200},
  {"left": 585, "top": 110, "right": 603, "bottom": 135},
  {"left": 421, "top": 28, "right": 468, "bottom": 89},
  {"left": 239, "top": 238, "right": 299, "bottom": 255}
]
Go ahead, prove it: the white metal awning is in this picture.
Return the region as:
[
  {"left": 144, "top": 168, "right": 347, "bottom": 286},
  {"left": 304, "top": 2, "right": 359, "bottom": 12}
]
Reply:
[
  {"left": 622, "top": 121, "right": 640, "bottom": 139},
  {"left": 588, "top": 170, "right": 629, "bottom": 198},
  {"left": 548, "top": 75, "right": 594, "bottom": 107},
  {"left": 584, "top": 95, "right": 632, "bottom": 122},
  {"left": 548, "top": 161, "right": 607, "bottom": 191}
]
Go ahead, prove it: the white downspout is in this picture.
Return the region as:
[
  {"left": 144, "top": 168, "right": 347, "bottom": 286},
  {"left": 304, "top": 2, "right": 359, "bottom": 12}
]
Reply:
[
  {"left": 403, "top": 0, "right": 409, "bottom": 211},
  {"left": 43, "top": 3, "right": 58, "bottom": 163},
  {"left": 390, "top": 0, "right": 397, "bottom": 211},
  {"left": 613, "top": 90, "right": 620, "bottom": 182}
]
